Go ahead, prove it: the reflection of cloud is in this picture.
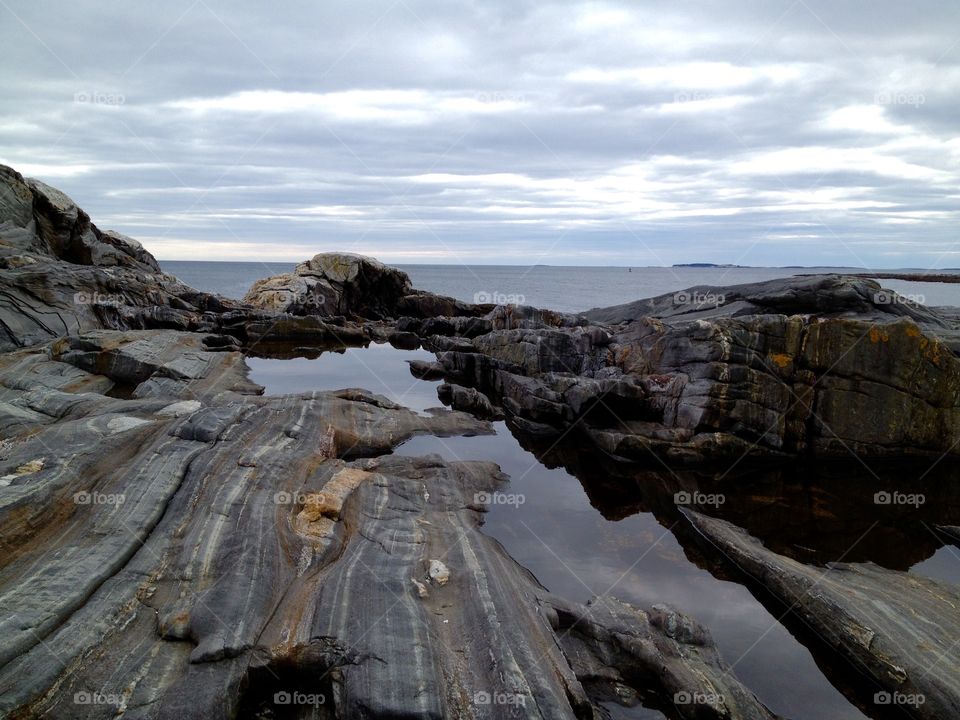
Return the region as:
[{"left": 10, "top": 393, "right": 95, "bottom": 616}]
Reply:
[{"left": 1, "top": 0, "right": 958, "bottom": 266}]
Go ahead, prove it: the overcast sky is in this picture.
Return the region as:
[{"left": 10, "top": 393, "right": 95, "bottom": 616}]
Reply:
[{"left": 1, "top": 0, "right": 958, "bottom": 267}]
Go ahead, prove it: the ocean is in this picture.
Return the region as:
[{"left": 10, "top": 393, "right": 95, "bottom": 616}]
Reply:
[{"left": 160, "top": 261, "right": 960, "bottom": 311}]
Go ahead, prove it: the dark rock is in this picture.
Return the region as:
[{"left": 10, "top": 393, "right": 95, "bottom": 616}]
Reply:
[
  {"left": 423, "top": 334, "right": 476, "bottom": 353},
  {"left": 684, "top": 509, "right": 960, "bottom": 720},
  {"left": 407, "top": 359, "right": 445, "bottom": 380},
  {"left": 0, "top": 331, "right": 776, "bottom": 719},
  {"left": 387, "top": 330, "right": 420, "bottom": 349},
  {"left": 437, "top": 274, "right": 960, "bottom": 462},
  {"left": 437, "top": 382, "right": 504, "bottom": 420},
  {"left": 1, "top": 166, "right": 954, "bottom": 720},
  {"left": 546, "top": 594, "right": 780, "bottom": 719},
  {"left": 243, "top": 251, "right": 482, "bottom": 321}
]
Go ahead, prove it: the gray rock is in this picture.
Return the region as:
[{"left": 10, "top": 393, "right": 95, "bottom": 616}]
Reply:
[
  {"left": 437, "top": 382, "right": 504, "bottom": 420},
  {"left": 407, "top": 358, "right": 445, "bottom": 380},
  {"left": 685, "top": 509, "right": 960, "bottom": 720},
  {"left": 437, "top": 274, "right": 960, "bottom": 462},
  {"left": 243, "top": 251, "right": 480, "bottom": 321}
]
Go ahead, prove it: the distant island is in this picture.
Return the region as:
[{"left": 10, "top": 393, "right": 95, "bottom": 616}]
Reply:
[{"left": 672, "top": 262, "right": 749, "bottom": 268}]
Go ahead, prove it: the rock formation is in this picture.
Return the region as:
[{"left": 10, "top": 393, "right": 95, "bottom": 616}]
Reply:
[
  {"left": 243, "top": 252, "right": 486, "bottom": 320},
  {"left": 0, "top": 327, "right": 777, "bottom": 719},
  {"left": 684, "top": 510, "right": 960, "bottom": 720},
  {"left": 425, "top": 275, "right": 960, "bottom": 463}
]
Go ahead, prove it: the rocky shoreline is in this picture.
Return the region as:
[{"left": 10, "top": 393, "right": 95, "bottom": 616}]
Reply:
[
  {"left": 851, "top": 271, "right": 960, "bottom": 284},
  {"left": 2, "top": 163, "right": 959, "bottom": 719}
]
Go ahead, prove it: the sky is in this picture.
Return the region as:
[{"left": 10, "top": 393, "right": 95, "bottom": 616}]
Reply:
[{"left": 1, "top": 0, "right": 958, "bottom": 267}]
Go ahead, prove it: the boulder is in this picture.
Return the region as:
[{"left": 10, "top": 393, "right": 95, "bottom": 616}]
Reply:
[{"left": 243, "top": 251, "right": 478, "bottom": 321}]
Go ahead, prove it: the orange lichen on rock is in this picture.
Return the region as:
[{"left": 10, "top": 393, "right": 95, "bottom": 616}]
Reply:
[{"left": 769, "top": 353, "right": 793, "bottom": 369}]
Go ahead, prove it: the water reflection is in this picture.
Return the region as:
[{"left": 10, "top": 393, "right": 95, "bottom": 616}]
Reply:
[
  {"left": 521, "top": 435, "right": 960, "bottom": 574},
  {"left": 246, "top": 340, "right": 444, "bottom": 414}
]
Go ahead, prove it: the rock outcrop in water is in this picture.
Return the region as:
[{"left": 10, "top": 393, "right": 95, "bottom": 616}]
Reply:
[
  {"left": 0, "top": 331, "right": 778, "bottom": 719},
  {"left": 423, "top": 275, "right": 960, "bottom": 463},
  {"left": 243, "top": 251, "right": 486, "bottom": 320},
  {"left": 684, "top": 510, "right": 960, "bottom": 720}
]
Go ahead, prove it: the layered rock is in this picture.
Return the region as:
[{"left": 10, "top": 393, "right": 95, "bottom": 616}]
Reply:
[
  {"left": 0, "top": 166, "right": 784, "bottom": 719},
  {"left": 243, "top": 251, "right": 486, "bottom": 320},
  {"left": 428, "top": 274, "right": 960, "bottom": 462},
  {"left": 5, "top": 164, "right": 960, "bottom": 720},
  {"left": 0, "top": 165, "right": 382, "bottom": 353},
  {"left": 684, "top": 510, "right": 960, "bottom": 720}
]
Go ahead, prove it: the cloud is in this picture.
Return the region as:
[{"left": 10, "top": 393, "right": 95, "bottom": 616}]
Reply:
[
  {"left": 168, "top": 89, "right": 527, "bottom": 124},
  {"left": 0, "top": 0, "right": 957, "bottom": 267}
]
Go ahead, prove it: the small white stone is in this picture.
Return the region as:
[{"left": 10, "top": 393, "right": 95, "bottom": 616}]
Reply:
[
  {"left": 428, "top": 559, "right": 450, "bottom": 586},
  {"left": 156, "top": 400, "right": 201, "bottom": 417}
]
